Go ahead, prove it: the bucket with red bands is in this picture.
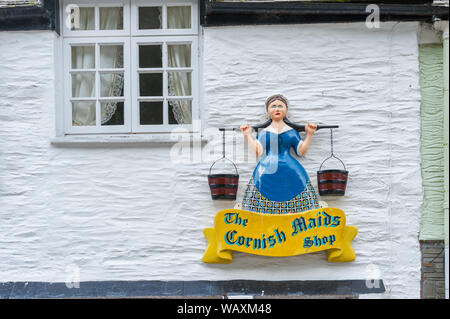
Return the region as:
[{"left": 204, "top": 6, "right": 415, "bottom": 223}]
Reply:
[
  {"left": 208, "top": 158, "right": 239, "bottom": 200},
  {"left": 317, "top": 156, "right": 348, "bottom": 196}
]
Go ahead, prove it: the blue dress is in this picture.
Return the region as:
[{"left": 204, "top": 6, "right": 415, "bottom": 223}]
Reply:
[{"left": 241, "top": 125, "right": 319, "bottom": 214}]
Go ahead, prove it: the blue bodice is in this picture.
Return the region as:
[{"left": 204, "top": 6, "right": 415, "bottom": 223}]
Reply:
[{"left": 253, "top": 126, "right": 309, "bottom": 201}]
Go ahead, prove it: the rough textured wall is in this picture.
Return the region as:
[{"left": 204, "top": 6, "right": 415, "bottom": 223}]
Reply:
[
  {"left": 418, "top": 44, "right": 444, "bottom": 240},
  {"left": 0, "top": 22, "right": 422, "bottom": 298}
]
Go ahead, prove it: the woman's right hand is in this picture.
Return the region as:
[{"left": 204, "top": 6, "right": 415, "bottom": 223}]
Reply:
[
  {"left": 240, "top": 124, "right": 252, "bottom": 136},
  {"left": 241, "top": 124, "right": 261, "bottom": 156}
]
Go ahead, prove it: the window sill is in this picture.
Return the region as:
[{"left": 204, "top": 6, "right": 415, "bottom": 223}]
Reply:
[{"left": 50, "top": 133, "right": 209, "bottom": 146}]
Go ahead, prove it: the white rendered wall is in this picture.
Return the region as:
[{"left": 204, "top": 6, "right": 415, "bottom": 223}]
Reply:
[{"left": 0, "top": 22, "right": 422, "bottom": 298}]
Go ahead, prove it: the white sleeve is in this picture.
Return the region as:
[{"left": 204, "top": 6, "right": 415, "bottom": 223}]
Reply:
[
  {"left": 256, "top": 139, "right": 264, "bottom": 156},
  {"left": 296, "top": 140, "right": 304, "bottom": 157}
]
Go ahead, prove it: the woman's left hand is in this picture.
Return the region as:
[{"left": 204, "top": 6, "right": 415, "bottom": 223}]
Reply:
[{"left": 305, "top": 123, "right": 317, "bottom": 136}]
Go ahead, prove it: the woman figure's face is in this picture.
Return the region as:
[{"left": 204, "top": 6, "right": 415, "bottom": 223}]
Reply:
[{"left": 267, "top": 99, "right": 287, "bottom": 121}]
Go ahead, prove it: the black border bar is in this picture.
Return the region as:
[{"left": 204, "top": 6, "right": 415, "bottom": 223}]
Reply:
[
  {"left": 201, "top": 0, "right": 449, "bottom": 26},
  {"left": 0, "top": 0, "right": 59, "bottom": 34},
  {"left": 0, "top": 279, "right": 385, "bottom": 298}
]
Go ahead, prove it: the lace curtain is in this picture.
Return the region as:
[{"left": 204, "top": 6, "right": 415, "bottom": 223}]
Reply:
[
  {"left": 72, "top": 8, "right": 123, "bottom": 126},
  {"left": 167, "top": 6, "right": 192, "bottom": 125},
  {"left": 71, "top": 8, "right": 95, "bottom": 126},
  {"left": 99, "top": 8, "right": 124, "bottom": 125}
]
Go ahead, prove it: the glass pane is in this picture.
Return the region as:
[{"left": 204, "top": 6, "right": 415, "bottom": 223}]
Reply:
[
  {"left": 100, "top": 7, "right": 123, "bottom": 30},
  {"left": 139, "top": 7, "right": 162, "bottom": 29},
  {"left": 140, "top": 102, "right": 163, "bottom": 125},
  {"left": 139, "top": 73, "right": 163, "bottom": 96},
  {"left": 100, "top": 73, "right": 124, "bottom": 97},
  {"left": 71, "top": 46, "right": 95, "bottom": 69},
  {"left": 168, "top": 72, "right": 191, "bottom": 96},
  {"left": 102, "top": 102, "right": 124, "bottom": 126},
  {"left": 70, "top": 7, "right": 95, "bottom": 30},
  {"left": 72, "top": 73, "right": 95, "bottom": 97},
  {"left": 72, "top": 101, "right": 96, "bottom": 126},
  {"left": 100, "top": 45, "right": 123, "bottom": 69},
  {"left": 168, "top": 44, "right": 191, "bottom": 68},
  {"left": 169, "top": 100, "right": 192, "bottom": 124},
  {"left": 139, "top": 45, "right": 162, "bottom": 68},
  {"left": 167, "top": 6, "right": 191, "bottom": 29}
]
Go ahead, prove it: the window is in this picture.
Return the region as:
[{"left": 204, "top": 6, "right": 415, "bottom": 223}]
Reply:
[{"left": 61, "top": 0, "right": 198, "bottom": 134}]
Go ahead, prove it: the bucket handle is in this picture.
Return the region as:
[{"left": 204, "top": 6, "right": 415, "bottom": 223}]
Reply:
[
  {"left": 319, "top": 154, "right": 347, "bottom": 171},
  {"left": 319, "top": 128, "right": 347, "bottom": 171},
  {"left": 209, "top": 157, "right": 239, "bottom": 176},
  {"left": 208, "top": 128, "right": 239, "bottom": 176}
]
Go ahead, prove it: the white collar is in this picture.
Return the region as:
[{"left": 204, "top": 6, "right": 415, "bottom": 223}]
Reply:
[{"left": 263, "top": 124, "right": 293, "bottom": 135}]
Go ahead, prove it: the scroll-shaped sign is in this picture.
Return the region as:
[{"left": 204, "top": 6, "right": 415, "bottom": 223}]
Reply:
[{"left": 202, "top": 207, "right": 357, "bottom": 263}]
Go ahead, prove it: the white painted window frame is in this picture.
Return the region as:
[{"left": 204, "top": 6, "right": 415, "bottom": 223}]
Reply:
[
  {"left": 131, "top": 35, "right": 198, "bottom": 133},
  {"left": 131, "top": 0, "right": 198, "bottom": 36},
  {"left": 63, "top": 37, "right": 132, "bottom": 134},
  {"left": 62, "top": 0, "right": 131, "bottom": 38},
  {"left": 60, "top": 0, "right": 199, "bottom": 135}
]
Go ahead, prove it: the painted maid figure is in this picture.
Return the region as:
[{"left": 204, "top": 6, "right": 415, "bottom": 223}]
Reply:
[{"left": 239, "top": 94, "right": 320, "bottom": 214}]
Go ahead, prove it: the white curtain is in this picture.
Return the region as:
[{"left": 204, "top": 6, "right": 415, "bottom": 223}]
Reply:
[
  {"left": 167, "top": 7, "right": 192, "bottom": 124},
  {"left": 72, "top": 7, "right": 94, "bottom": 30},
  {"left": 72, "top": 8, "right": 123, "bottom": 126},
  {"left": 72, "top": 45, "right": 96, "bottom": 126}
]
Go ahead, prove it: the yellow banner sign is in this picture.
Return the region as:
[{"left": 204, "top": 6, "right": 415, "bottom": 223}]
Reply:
[{"left": 202, "top": 207, "right": 357, "bottom": 263}]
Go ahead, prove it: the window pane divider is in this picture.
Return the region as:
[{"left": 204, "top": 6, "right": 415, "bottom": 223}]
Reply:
[
  {"left": 70, "top": 69, "right": 96, "bottom": 73},
  {"left": 95, "top": 42, "right": 101, "bottom": 127},
  {"left": 98, "top": 68, "right": 125, "bottom": 73},
  {"left": 162, "top": 41, "right": 168, "bottom": 126},
  {"left": 137, "top": 97, "right": 164, "bottom": 101},
  {"left": 167, "top": 96, "right": 193, "bottom": 100},
  {"left": 137, "top": 68, "right": 164, "bottom": 73},
  {"left": 99, "top": 97, "right": 126, "bottom": 102},
  {"left": 70, "top": 97, "right": 97, "bottom": 102},
  {"left": 166, "top": 67, "right": 192, "bottom": 72}
]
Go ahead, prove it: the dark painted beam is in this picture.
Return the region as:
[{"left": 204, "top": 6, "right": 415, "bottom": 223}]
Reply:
[
  {"left": 0, "top": 0, "right": 59, "bottom": 34},
  {"left": 0, "top": 280, "right": 385, "bottom": 298},
  {"left": 201, "top": 1, "right": 449, "bottom": 27}
]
